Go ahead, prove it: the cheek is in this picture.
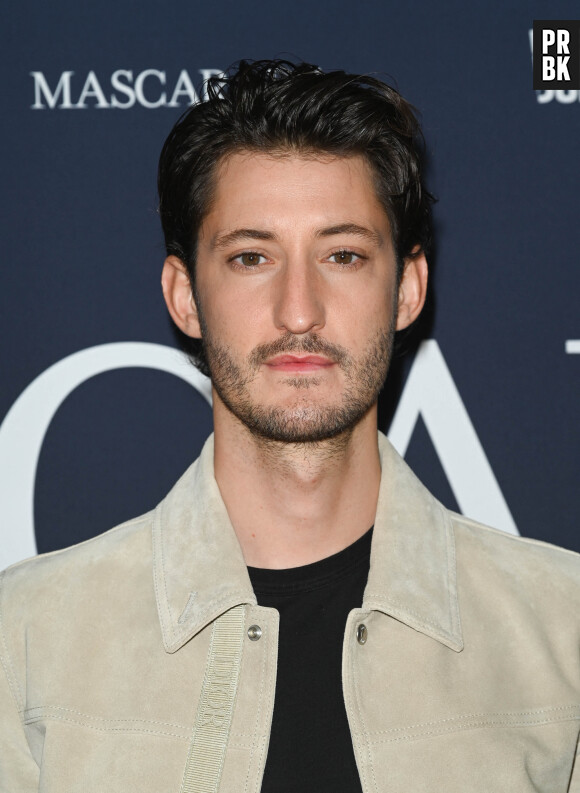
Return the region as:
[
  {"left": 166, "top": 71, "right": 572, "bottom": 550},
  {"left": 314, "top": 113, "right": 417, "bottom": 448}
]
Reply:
[
  {"left": 201, "top": 288, "right": 270, "bottom": 351},
  {"left": 336, "top": 285, "right": 397, "bottom": 341},
  {"left": 373, "top": 280, "right": 399, "bottom": 327}
]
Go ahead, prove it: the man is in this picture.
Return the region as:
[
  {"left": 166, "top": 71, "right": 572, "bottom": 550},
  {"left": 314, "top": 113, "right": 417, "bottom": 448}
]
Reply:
[{"left": 1, "top": 60, "right": 580, "bottom": 792}]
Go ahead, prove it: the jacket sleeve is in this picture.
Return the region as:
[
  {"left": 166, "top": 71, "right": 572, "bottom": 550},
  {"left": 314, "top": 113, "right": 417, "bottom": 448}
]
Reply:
[
  {"left": 0, "top": 661, "right": 39, "bottom": 791},
  {"left": 0, "top": 578, "right": 39, "bottom": 792},
  {"left": 569, "top": 730, "right": 580, "bottom": 792}
]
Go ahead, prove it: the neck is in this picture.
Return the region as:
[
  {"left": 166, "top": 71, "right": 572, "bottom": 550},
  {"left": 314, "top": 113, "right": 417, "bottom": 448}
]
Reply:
[{"left": 212, "top": 395, "right": 381, "bottom": 568}]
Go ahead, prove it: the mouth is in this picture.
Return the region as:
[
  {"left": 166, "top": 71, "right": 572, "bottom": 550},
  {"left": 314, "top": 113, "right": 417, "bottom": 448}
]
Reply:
[{"left": 264, "top": 354, "right": 336, "bottom": 373}]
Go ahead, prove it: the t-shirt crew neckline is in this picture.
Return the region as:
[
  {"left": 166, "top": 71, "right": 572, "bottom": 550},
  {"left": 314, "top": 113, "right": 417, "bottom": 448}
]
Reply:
[{"left": 247, "top": 526, "right": 373, "bottom": 596}]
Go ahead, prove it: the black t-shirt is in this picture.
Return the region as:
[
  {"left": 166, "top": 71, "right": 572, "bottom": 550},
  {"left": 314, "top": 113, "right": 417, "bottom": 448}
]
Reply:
[{"left": 247, "top": 528, "right": 372, "bottom": 793}]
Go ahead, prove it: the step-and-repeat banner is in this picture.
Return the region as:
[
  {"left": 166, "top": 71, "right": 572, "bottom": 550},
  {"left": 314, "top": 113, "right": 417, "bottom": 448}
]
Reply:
[{"left": 2, "top": 1, "right": 579, "bottom": 569}]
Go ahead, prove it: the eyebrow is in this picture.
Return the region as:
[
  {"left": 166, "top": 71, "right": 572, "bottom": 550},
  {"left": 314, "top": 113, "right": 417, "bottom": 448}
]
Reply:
[
  {"left": 212, "top": 228, "right": 277, "bottom": 250},
  {"left": 212, "top": 223, "right": 383, "bottom": 250},
  {"left": 315, "top": 223, "right": 383, "bottom": 247}
]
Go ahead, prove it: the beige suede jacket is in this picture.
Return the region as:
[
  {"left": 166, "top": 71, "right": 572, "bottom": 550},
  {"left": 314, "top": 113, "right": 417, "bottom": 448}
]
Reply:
[{"left": 2, "top": 432, "right": 580, "bottom": 792}]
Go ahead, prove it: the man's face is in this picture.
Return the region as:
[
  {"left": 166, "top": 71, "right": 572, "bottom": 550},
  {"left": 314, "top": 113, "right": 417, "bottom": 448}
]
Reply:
[{"left": 189, "top": 151, "right": 410, "bottom": 443}]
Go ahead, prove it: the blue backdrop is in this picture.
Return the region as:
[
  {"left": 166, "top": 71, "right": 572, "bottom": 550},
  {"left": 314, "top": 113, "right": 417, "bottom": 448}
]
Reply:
[{"left": 2, "top": 0, "right": 579, "bottom": 569}]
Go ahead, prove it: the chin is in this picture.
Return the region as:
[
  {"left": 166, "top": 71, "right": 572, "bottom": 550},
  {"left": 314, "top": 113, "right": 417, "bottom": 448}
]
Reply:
[{"left": 236, "top": 403, "right": 372, "bottom": 445}]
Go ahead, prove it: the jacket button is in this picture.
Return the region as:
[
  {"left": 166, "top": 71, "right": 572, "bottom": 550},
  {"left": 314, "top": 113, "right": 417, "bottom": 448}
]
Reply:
[
  {"left": 356, "top": 624, "right": 367, "bottom": 645},
  {"left": 247, "top": 624, "right": 262, "bottom": 641}
]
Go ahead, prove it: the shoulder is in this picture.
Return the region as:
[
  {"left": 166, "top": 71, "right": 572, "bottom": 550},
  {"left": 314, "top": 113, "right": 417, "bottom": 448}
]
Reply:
[
  {"left": 0, "top": 510, "right": 154, "bottom": 624},
  {"left": 451, "top": 509, "right": 580, "bottom": 572},
  {"left": 2, "top": 508, "right": 154, "bottom": 577},
  {"left": 449, "top": 509, "right": 580, "bottom": 609}
]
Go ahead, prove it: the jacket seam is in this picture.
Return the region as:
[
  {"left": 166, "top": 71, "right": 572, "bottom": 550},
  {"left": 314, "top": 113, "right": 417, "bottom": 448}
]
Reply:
[
  {"left": 444, "top": 509, "right": 461, "bottom": 639},
  {"left": 230, "top": 731, "right": 260, "bottom": 739},
  {"left": 366, "top": 713, "right": 580, "bottom": 744},
  {"left": 255, "top": 615, "right": 276, "bottom": 793},
  {"left": 23, "top": 705, "right": 189, "bottom": 731},
  {"left": 350, "top": 611, "right": 377, "bottom": 793},
  {"left": 23, "top": 711, "right": 190, "bottom": 739},
  {"left": 366, "top": 704, "right": 580, "bottom": 734},
  {"left": 244, "top": 610, "right": 272, "bottom": 793},
  {"left": 152, "top": 504, "right": 174, "bottom": 642}
]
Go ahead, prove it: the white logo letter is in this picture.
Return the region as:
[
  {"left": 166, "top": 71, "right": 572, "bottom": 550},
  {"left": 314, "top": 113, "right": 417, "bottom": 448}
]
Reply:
[
  {"left": 199, "top": 69, "right": 225, "bottom": 100},
  {"left": 557, "top": 29, "right": 570, "bottom": 54},
  {"left": 167, "top": 70, "right": 199, "bottom": 107},
  {"left": 557, "top": 56, "right": 570, "bottom": 80},
  {"left": 543, "top": 56, "right": 556, "bottom": 81},
  {"left": 555, "top": 89, "right": 577, "bottom": 103},
  {"left": 31, "top": 71, "right": 74, "bottom": 109},
  {"left": 111, "top": 70, "right": 136, "bottom": 109},
  {"left": 542, "top": 29, "right": 556, "bottom": 53},
  {"left": 0, "top": 343, "right": 211, "bottom": 570},
  {"left": 134, "top": 70, "right": 166, "bottom": 108},
  {"left": 76, "top": 71, "right": 110, "bottom": 109},
  {"left": 536, "top": 89, "right": 554, "bottom": 103},
  {"left": 388, "top": 340, "right": 518, "bottom": 535}
]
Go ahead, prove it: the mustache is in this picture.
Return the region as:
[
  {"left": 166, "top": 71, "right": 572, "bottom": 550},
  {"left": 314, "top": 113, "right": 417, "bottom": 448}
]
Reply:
[{"left": 248, "top": 333, "right": 351, "bottom": 369}]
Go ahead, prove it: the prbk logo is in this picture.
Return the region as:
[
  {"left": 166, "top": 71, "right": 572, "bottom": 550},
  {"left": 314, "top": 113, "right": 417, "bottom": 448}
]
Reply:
[
  {"left": 529, "top": 27, "right": 580, "bottom": 103},
  {"left": 533, "top": 21, "right": 580, "bottom": 89},
  {"left": 30, "top": 68, "right": 223, "bottom": 109}
]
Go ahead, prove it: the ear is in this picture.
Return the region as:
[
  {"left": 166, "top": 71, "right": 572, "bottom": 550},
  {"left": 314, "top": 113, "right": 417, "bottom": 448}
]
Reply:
[
  {"left": 161, "top": 256, "right": 202, "bottom": 338},
  {"left": 396, "top": 250, "right": 428, "bottom": 331}
]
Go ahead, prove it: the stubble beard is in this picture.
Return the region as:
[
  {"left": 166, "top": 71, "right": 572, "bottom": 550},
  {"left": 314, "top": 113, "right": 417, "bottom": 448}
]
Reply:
[{"left": 199, "top": 313, "right": 395, "bottom": 445}]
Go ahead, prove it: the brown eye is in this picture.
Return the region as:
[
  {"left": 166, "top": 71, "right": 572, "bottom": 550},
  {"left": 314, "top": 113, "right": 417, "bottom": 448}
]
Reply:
[
  {"left": 330, "top": 250, "right": 358, "bottom": 265},
  {"left": 239, "top": 252, "right": 263, "bottom": 267}
]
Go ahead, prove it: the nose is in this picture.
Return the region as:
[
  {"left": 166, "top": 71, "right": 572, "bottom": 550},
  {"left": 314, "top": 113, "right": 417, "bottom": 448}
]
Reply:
[{"left": 272, "top": 259, "right": 326, "bottom": 335}]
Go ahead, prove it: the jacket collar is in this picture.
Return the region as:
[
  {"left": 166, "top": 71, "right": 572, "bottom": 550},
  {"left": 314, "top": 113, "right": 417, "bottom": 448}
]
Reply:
[
  {"left": 364, "top": 433, "right": 463, "bottom": 652},
  {"left": 153, "top": 432, "right": 462, "bottom": 654},
  {"left": 152, "top": 435, "right": 256, "bottom": 653}
]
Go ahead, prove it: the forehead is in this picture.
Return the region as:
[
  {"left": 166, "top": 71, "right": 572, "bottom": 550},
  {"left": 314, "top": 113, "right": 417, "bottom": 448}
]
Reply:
[{"left": 200, "top": 150, "right": 391, "bottom": 241}]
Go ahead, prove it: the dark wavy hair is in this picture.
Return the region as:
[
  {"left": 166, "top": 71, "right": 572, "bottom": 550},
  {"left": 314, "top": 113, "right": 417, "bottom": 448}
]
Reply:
[{"left": 158, "top": 59, "right": 434, "bottom": 375}]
